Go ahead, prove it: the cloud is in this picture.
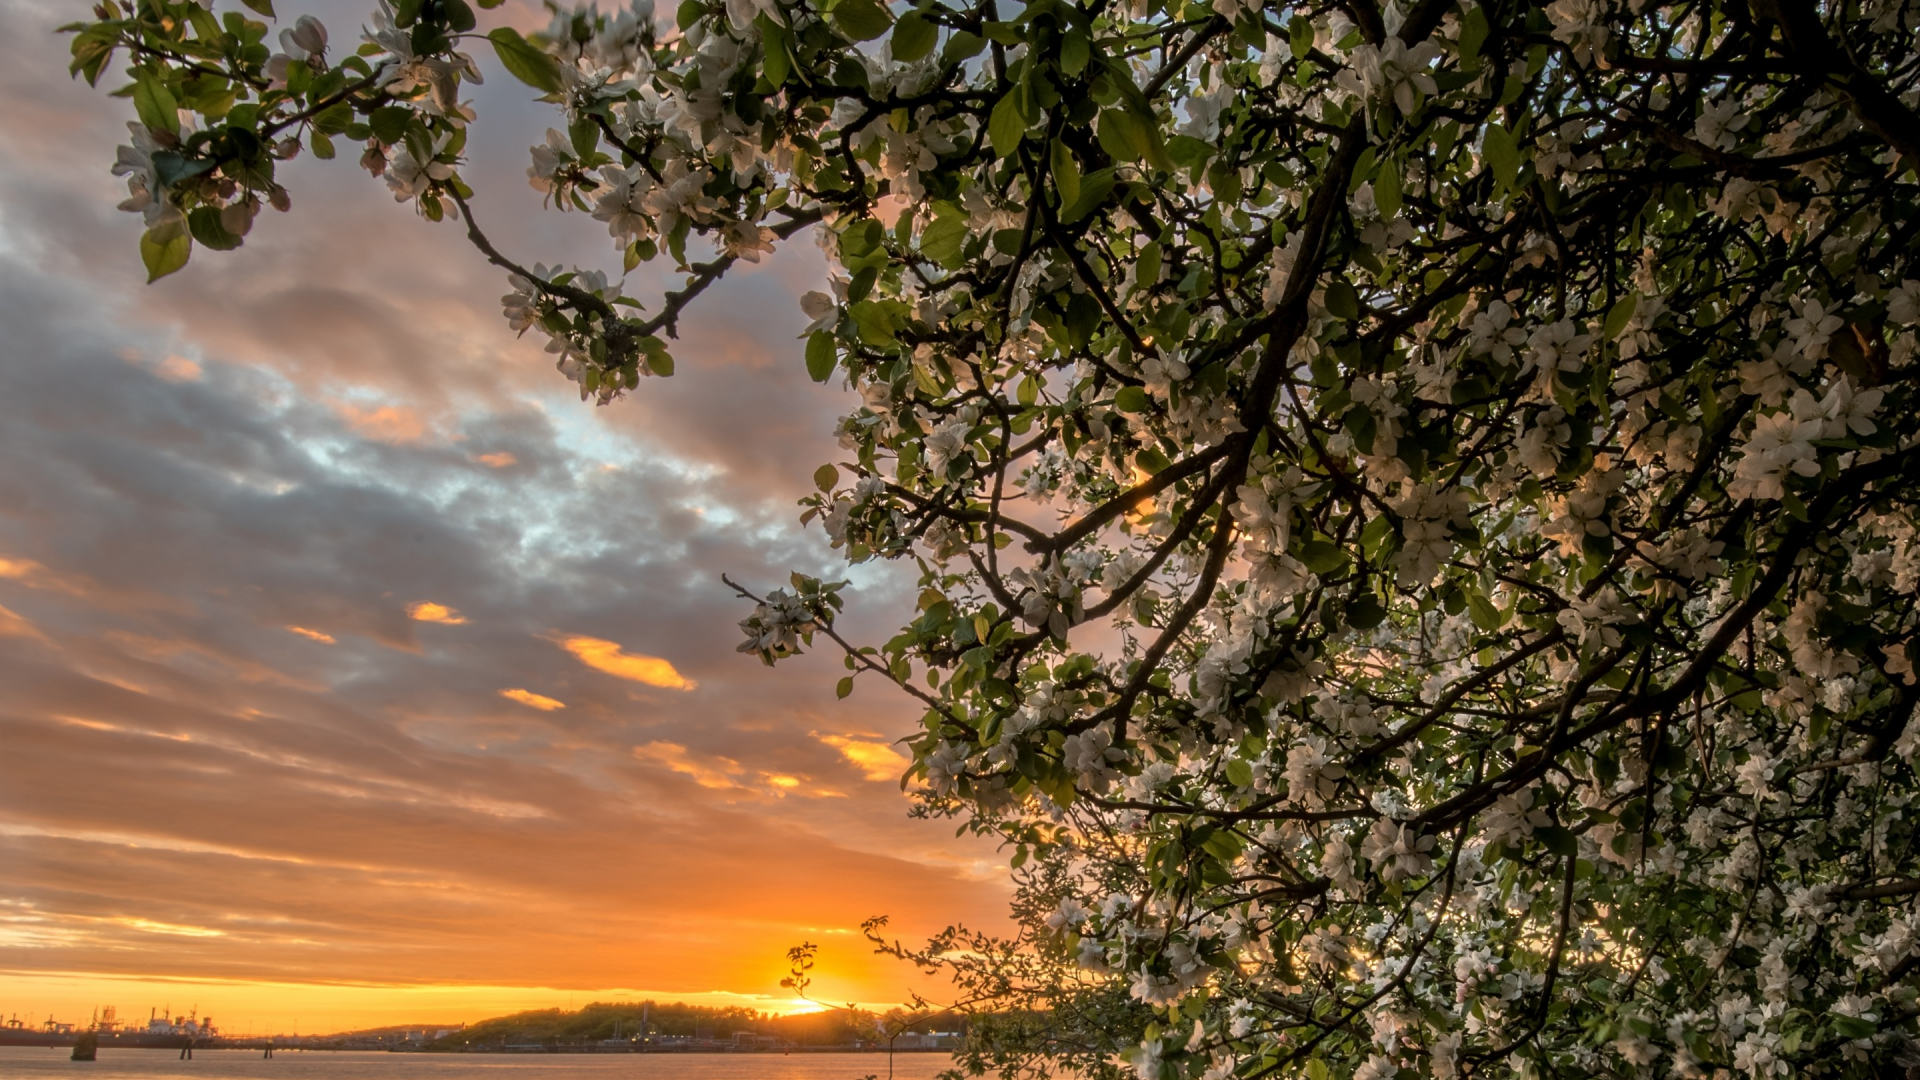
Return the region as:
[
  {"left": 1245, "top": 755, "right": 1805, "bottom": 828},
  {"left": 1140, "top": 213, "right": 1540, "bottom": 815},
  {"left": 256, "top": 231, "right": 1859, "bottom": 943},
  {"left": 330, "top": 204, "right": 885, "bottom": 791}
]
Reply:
[
  {"left": 0, "top": 555, "right": 40, "bottom": 578},
  {"left": 407, "top": 602, "right": 468, "bottom": 625},
  {"left": 557, "top": 634, "right": 696, "bottom": 690},
  {"left": 633, "top": 741, "right": 743, "bottom": 789},
  {"left": 0, "top": 0, "right": 1011, "bottom": 1030},
  {"left": 0, "top": 602, "right": 40, "bottom": 639},
  {"left": 498, "top": 687, "right": 565, "bottom": 711},
  {"left": 817, "top": 734, "right": 912, "bottom": 782},
  {"left": 337, "top": 403, "right": 429, "bottom": 445},
  {"left": 155, "top": 355, "right": 203, "bottom": 382},
  {"left": 0, "top": 555, "right": 86, "bottom": 595},
  {"left": 286, "top": 626, "right": 336, "bottom": 644}
]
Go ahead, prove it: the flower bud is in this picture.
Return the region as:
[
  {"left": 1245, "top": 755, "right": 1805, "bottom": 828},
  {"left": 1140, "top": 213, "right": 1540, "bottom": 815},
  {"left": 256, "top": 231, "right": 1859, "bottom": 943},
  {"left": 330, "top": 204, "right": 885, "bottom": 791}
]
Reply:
[
  {"left": 268, "top": 187, "right": 291, "bottom": 213},
  {"left": 278, "top": 15, "right": 328, "bottom": 61},
  {"left": 220, "top": 198, "right": 256, "bottom": 237}
]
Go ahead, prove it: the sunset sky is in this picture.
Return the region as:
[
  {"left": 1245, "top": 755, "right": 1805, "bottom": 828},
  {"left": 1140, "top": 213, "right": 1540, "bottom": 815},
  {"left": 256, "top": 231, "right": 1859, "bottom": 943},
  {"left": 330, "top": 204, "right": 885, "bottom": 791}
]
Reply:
[{"left": 0, "top": 0, "right": 1010, "bottom": 1033}]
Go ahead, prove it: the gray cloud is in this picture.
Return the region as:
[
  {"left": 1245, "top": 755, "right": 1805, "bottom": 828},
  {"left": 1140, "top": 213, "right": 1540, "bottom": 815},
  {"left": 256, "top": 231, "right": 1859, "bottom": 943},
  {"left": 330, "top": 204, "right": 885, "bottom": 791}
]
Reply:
[{"left": 0, "top": 0, "right": 1001, "bottom": 1019}]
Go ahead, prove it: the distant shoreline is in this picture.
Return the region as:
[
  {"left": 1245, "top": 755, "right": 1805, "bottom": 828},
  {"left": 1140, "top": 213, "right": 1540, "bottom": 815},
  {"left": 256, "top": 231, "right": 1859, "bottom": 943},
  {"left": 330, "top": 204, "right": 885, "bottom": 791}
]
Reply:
[{"left": 0, "top": 1038, "right": 953, "bottom": 1055}]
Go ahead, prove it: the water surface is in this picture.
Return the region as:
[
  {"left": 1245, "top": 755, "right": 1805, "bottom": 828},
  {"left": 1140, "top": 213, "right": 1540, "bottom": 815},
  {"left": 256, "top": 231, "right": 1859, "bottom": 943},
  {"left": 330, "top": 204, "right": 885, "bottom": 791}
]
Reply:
[{"left": 0, "top": 1048, "right": 955, "bottom": 1080}]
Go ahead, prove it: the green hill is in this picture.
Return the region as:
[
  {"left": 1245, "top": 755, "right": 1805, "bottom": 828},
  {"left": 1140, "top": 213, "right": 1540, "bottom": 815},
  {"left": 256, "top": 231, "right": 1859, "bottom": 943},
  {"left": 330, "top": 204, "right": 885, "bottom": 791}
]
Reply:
[{"left": 426, "top": 1000, "right": 963, "bottom": 1050}]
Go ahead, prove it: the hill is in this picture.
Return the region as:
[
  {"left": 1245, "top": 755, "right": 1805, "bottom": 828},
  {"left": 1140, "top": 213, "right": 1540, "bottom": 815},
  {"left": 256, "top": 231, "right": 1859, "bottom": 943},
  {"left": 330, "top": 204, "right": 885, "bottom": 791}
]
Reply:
[{"left": 425, "top": 1000, "right": 964, "bottom": 1051}]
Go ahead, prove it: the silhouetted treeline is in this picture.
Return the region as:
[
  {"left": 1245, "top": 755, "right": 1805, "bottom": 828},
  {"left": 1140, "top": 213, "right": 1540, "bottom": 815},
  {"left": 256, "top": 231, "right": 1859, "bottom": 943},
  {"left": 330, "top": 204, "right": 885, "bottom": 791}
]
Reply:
[{"left": 426, "top": 1001, "right": 967, "bottom": 1049}]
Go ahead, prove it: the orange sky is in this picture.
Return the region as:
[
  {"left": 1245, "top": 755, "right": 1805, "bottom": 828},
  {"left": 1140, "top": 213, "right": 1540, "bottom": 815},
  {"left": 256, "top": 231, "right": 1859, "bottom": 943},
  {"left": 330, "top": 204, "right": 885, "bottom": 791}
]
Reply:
[{"left": 0, "top": 0, "right": 1009, "bottom": 1035}]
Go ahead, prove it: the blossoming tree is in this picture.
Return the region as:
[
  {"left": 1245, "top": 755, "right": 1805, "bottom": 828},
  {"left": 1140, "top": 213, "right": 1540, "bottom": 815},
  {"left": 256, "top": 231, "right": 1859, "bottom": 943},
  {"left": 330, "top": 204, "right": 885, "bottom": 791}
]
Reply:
[{"left": 69, "top": 0, "right": 1920, "bottom": 1072}]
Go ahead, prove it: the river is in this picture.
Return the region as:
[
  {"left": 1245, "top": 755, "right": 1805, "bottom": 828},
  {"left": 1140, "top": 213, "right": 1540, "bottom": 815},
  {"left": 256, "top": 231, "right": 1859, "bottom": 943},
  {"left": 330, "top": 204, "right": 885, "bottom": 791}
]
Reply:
[{"left": 0, "top": 1048, "right": 958, "bottom": 1080}]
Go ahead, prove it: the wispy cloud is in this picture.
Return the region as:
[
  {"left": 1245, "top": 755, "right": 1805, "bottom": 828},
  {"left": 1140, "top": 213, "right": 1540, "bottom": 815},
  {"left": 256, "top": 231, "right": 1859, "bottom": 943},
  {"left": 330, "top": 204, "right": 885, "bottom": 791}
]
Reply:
[
  {"left": 633, "top": 741, "right": 743, "bottom": 789},
  {"left": 498, "top": 687, "right": 565, "bottom": 711},
  {"left": 336, "top": 403, "right": 429, "bottom": 445},
  {"left": 817, "top": 734, "right": 912, "bottom": 782},
  {"left": 557, "top": 634, "right": 696, "bottom": 690}
]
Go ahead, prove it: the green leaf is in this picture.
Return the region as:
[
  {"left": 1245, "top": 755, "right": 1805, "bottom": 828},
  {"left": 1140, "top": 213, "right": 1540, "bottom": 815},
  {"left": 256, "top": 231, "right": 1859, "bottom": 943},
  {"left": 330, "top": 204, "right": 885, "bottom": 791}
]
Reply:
[
  {"left": 1288, "top": 15, "right": 1313, "bottom": 59},
  {"left": 1467, "top": 590, "right": 1506, "bottom": 631},
  {"left": 487, "top": 27, "right": 565, "bottom": 94},
  {"left": 1374, "top": 161, "right": 1402, "bottom": 219},
  {"left": 676, "top": 0, "right": 706, "bottom": 30},
  {"left": 1097, "top": 109, "right": 1148, "bottom": 164},
  {"left": 1324, "top": 280, "right": 1360, "bottom": 320},
  {"left": 805, "top": 331, "right": 837, "bottom": 382},
  {"left": 941, "top": 29, "right": 985, "bottom": 65},
  {"left": 1224, "top": 758, "right": 1253, "bottom": 788},
  {"left": 187, "top": 207, "right": 244, "bottom": 251},
  {"left": 813, "top": 463, "right": 839, "bottom": 492},
  {"left": 443, "top": 0, "right": 477, "bottom": 31},
  {"left": 1060, "top": 29, "right": 1089, "bottom": 77},
  {"left": 151, "top": 151, "right": 213, "bottom": 191},
  {"left": 569, "top": 116, "right": 600, "bottom": 159},
  {"left": 1017, "top": 374, "right": 1038, "bottom": 406},
  {"left": 757, "top": 14, "right": 792, "bottom": 85},
  {"left": 1133, "top": 242, "right": 1161, "bottom": 294},
  {"left": 1060, "top": 167, "right": 1115, "bottom": 224},
  {"left": 890, "top": 10, "right": 937, "bottom": 62},
  {"left": 140, "top": 223, "right": 191, "bottom": 283},
  {"left": 1832, "top": 1016, "right": 1876, "bottom": 1040},
  {"left": 919, "top": 213, "right": 970, "bottom": 270},
  {"left": 1360, "top": 513, "right": 1395, "bottom": 557},
  {"left": 69, "top": 31, "right": 117, "bottom": 87},
  {"left": 1050, "top": 139, "right": 1080, "bottom": 207},
  {"left": 849, "top": 300, "right": 899, "bottom": 345},
  {"left": 988, "top": 92, "right": 1026, "bottom": 158},
  {"left": 239, "top": 0, "right": 275, "bottom": 16},
  {"left": 835, "top": 676, "right": 854, "bottom": 699},
  {"left": 1298, "top": 540, "right": 1349, "bottom": 576},
  {"left": 831, "top": 0, "right": 892, "bottom": 41},
  {"left": 1166, "top": 134, "right": 1213, "bottom": 171},
  {"left": 1457, "top": 3, "right": 1488, "bottom": 65},
  {"left": 1114, "top": 386, "right": 1151, "bottom": 413},
  {"left": 1536, "top": 825, "right": 1578, "bottom": 857},
  {"left": 1603, "top": 294, "right": 1638, "bottom": 340},
  {"left": 370, "top": 104, "right": 412, "bottom": 146},
  {"left": 1200, "top": 830, "right": 1243, "bottom": 862},
  {"left": 133, "top": 78, "right": 180, "bottom": 135},
  {"left": 1483, "top": 122, "right": 1520, "bottom": 189},
  {"left": 1345, "top": 593, "right": 1386, "bottom": 630}
]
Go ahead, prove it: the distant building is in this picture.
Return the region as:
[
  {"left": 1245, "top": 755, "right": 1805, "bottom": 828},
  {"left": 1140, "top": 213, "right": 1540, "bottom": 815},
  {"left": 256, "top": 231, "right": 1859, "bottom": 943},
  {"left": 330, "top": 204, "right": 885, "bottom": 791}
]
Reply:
[
  {"left": 893, "top": 1032, "right": 962, "bottom": 1050},
  {"left": 732, "top": 1032, "right": 782, "bottom": 1049}
]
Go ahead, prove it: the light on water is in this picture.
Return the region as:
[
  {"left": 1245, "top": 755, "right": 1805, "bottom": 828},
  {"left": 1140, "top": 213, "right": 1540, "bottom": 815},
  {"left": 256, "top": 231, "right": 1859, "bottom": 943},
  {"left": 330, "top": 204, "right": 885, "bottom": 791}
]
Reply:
[{"left": 0, "top": 1048, "right": 957, "bottom": 1080}]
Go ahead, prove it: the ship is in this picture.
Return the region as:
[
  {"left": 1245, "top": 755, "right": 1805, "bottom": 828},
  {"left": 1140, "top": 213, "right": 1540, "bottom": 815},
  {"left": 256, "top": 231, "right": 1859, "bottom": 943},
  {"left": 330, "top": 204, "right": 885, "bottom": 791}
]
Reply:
[{"left": 0, "top": 1006, "right": 233, "bottom": 1050}]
